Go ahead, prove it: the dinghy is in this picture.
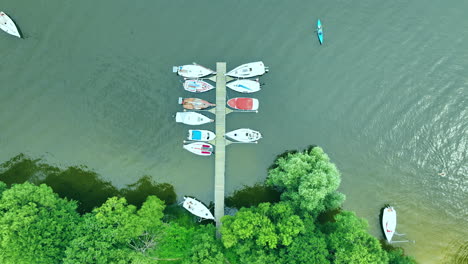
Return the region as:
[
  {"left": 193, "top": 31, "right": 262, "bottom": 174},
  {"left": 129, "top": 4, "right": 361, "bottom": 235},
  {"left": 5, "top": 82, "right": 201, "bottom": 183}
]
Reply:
[
  {"left": 179, "top": 97, "right": 215, "bottom": 110},
  {"left": 182, "top": 197, "right": 215, "bottom": 220},
  {"left": 226, "top": 61, "right": 268, "bottom": 78},
  {"left": 225, "top": 128, "right": 262, "bottom": 142},
  {"left": 226, "top": 79, "right": 261, "bottom": 93},
  {"left": 188, "top": 129, "right": 216, "bottom": 141},
  {"left": 382, "top": 206, "right": 397, "bottom": 242},
  {"left": 173, "top": 63, "right": 215, "bottom": 78},
  {"left": 183, "top": 142, "right": 214, "bottom": 156},
  {"left": 0, "top": 12, "right": 21, "bottom": 38},
  {"left": 183, "top": 79, "right": 215, "bottom": 93},
  {"left": 317, "top": 19, "right": 323, "bottom": 45},
  {"left": 227, "top": 97, "right": 259, "bottom": 111},
  {"left": 175, "top": 112, "right": 213, "bottom": 125}
]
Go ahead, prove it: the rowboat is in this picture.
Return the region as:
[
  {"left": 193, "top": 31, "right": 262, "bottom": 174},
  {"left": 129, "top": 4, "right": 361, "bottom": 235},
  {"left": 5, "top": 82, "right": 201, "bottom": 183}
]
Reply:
[
  {"left": 226, "top": 79, "right": 261, "bottom": 93},
  {"left": 226, "top": 61, "right": 268, "bottom": 78},
  {"left": 179, "top": 97, "right": 215, "bottom": 110},
  {"left": 188, "top": 129, "right": 216, "bottom": 141},
  {"left": 175, "top": 112, "right": 213, "bottom": 125},
  {"left": 0, "top": 12, "right": 21, "bottom": 38},
  {"left": 183, "top": 79, "right": 215, "bottom": 93},
  {"left": 173, "top": 63, "right": 215, "bottom": 78},
  {"left": 183, "top": 142, "right": 214, "bottom": 156},
  {"left": 225, "top": 128, "right": 262, "bottom": 142},
  {"left": 382, "top": 206, "right": 397, "bottom": 242},
  {"left": 317, "top": 19, "right": 323, "bottom": 45},
  {"left": 182, "top": 197, "right": 215, "bottom": 220},
  {"left": 227, "top": 97, "right": 259, "bottom": 111}
]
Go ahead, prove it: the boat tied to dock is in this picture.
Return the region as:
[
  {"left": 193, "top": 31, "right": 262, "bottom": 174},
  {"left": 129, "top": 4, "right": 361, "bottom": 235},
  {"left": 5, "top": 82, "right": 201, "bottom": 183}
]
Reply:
[
  {"left": 226, "top": 61, "right": 268, "bottom": 78},
  {"left": 226, "top": 79, "right": 261, "bottom": 93},
  {"left": 173, "top": 63, "right": 215, "bottom": 78},
  {"left": 179, "top": 97, "right": 215, "bottom": 110},
  {"left": 183, "top": 79, "right": 215, "bottom": 93},
  {"left": 175, "top": 112, "right": 214, "bottom": 125}
]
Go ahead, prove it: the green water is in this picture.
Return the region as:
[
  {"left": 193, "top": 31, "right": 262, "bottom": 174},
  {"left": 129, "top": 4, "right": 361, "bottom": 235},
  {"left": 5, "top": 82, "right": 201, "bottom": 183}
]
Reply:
[{"left": 1, "top": 0, "right": 467, "bottom": 262}]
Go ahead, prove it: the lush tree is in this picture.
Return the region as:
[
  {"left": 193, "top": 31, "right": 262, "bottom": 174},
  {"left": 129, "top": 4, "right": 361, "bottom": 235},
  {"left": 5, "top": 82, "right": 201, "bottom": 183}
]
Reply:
[
  {"left": 0, "top": 181, "right": 6, "bottom": 195},
  {"left": 387, "top": 248, "right": 417, "bottom": 264},
  {"left": 321, "top": 211, "right": 389, "bottom": 264},
  {"left": 267, "top": 147, "right": 345, "bottom": 215},
  {"left": 0, "top": 182, "right": 80, "bottom": 264},
  {"left": 183, "top": 225, "right": 225, "bottom": 264}
]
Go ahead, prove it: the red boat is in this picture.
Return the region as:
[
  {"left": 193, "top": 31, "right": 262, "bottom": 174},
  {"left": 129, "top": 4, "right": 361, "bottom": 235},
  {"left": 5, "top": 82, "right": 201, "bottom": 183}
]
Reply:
[{"left": 227, "top": 97, "right": 259, "bottom": 111}]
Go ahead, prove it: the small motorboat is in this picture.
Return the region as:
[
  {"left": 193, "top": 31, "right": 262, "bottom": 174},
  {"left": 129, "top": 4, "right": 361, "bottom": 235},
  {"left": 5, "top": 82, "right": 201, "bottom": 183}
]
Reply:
[
  {"left": 173, "top": 63, "right": 215, "bottom": 78},
  {"left": 382, "top": 206, "right": 397, "bottom": 242},
  {"left": 182, "top": 197, "right": 215, "bottom": 220},
  {"left": 179, "top": 97, "right": 215, "bottom": 110},
  {"left": 227, "top": 97, "right": 259, "bottom": 111},
  {"left": 175, "top": 112, "right": 214, "bottom": 125},
  {"left": 317, "top": 19, "right": 323, "bottom": 45},
  {"left": 188, "top": 129, "right": 216, "bottom": 141},
  {"left": 225, "top": 128, "right": 262, "bottom": 142},
  {"left": 226, "top": 79, "right": 261, "bottom": 93},
  {"left": 183, "top": 79, "right": 215, "bottom": 93},
  {"left": 0, "top": 12, "right": 21, "bottom": 38},
  {"left": 183, "top": 142, "right": 214, "bottom": 156},
  {"left": 226, "top": 61, "right": 268, "bottom": 78}
]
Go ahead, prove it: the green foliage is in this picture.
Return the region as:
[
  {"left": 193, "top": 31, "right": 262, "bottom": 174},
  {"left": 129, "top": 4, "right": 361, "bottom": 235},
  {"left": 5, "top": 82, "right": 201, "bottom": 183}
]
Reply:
[
  {"left": 151, "top": 223, "right": 195, "bottom": 260},
  {"left": 0, "top": 181, "right": 6, "bottom": 195},
  {"left": 0, "top": 182, "right": 80, "bottom": 264},
  {"left": 267, "top": 147, "right": 345, "bottom": 215},
  {"left": 183, "top": 225, "right": 225, "bottom": 264},
  {"left": 387, "top": 248, "right": 417, "bottom": 264},
  {"left": 322, "top": 211, "right": 389, "bottom": 264},
  {"left": 225, "top": 183, "right": 281, "bottom": 209},
  {"left": 121, "top": 175, "right": 177, "bottom": 208}
]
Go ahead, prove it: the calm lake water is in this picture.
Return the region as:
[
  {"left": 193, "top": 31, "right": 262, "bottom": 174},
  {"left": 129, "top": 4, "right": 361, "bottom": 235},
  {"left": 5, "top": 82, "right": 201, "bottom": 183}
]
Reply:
[{"left": 1, "top": 0, "right": 467, "bottom": 262}]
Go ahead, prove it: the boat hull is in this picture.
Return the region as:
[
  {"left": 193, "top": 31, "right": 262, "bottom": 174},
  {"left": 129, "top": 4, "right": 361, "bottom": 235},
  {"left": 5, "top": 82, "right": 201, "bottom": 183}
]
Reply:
[
  {"left": 226, "top": 61, "right": 267, "bottom": 78},
  {"left": 188, "top": 130, "right": 216, "bottom": 141},
  {"left": 382, "top": 206, "right": 397, "bottom": 242},
  {"left": 227, "top": 98, "right": 259, "bottom": 111},
  {"left": 226, "top": 79, "right": 261, "bottom": 93},
  {"left": 183, "top": 142, "right": 214, "bottom": 156},
  {"left": 183, "top": 80, "right": 215, "bottom": 93},
  {"left": 175, "top": 64, "right": 215, "bottom": 78},
  {"left": 182, "top": 197, "right": 215, "bottom": 220},
  {"left": 180, "top": 98, "right": 215, "bottom": 110},
  {"left": 225, "top": 128, "right": 262, "bottom": 142},
  {"left": 0, "top": 12, "right": 21, "bottom": 38},
  {"left": 317, "top": 19, "right": 323, "bottom": 45},
  {"left": 175, "top": 112, "right": 213, "bottom": 125}
]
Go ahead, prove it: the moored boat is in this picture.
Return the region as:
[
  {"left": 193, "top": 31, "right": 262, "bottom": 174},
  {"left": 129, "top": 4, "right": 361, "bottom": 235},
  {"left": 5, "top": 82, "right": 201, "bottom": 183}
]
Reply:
[
  {"left": 227, "top": 97, "right": 259, "bottom": 111},
  {"left": 182, "top": 197, "right": 215, "bottom": 220},
  {"left": 175, "top": 112, "right": 214, "bottom": 125},
  {"left": 183, "top": 142, "right": 214, "bottom": 156},
  {"left": 0, "top": 12, "right": 21, "bottom": 38},
  {"left": 226, "top": 61, "right": 268, "bottom": 78},
  {"left": 382, "top": 206, "right": 397, "bottom": 242},
  {"left": 179, "top": 97, "right": 215, "bottom": 110},
  {"left": 188, "top": 129, "right": 216, "bottom": 141},
  {"left": 226, "top": 79, "right": 261, "bottom": 93},
  {"left": 183, "top": 79, "right": 215, "bottom": 93},
  {"left": 173, "top": 63, "right": 215, "bottom": 78},
  {"left": 317, "top": 19, "right": 323, "bottom": 45},
  {"left": 225, "top": 128, "right": 262, "bottom": 142}
]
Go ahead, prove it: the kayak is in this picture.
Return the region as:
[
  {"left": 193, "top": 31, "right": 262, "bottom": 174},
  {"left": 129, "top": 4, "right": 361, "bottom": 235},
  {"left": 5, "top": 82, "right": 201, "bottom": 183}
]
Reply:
[{"left": 317, "top": 19, "right": 323, "bottom": 45}]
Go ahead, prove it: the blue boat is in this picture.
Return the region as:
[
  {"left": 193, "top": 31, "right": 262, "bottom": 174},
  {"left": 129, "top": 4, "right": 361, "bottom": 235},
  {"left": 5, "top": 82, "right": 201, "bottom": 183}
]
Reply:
[{"left": 317, "top": 19, "right": 323, "bottom": 45}]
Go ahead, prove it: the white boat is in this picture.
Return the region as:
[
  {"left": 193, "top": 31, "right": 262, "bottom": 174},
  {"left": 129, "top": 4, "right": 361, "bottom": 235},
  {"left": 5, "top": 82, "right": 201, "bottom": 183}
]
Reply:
[
  {"left": 183, "top": 79, "right": 215, "bottom": 93},
  {"left": 175, "top": 112, "right": 213, "bottom": 125},
  {"left": 0, "top": 12, "right": 21, "bottom": 38},
  {"left": 226, "top": 79, "right": 261, "bottom": 93},
  {"left": 225, "top": 128, "right": 262, "bottom": 142},
  {"left": 382, "top": 206, "right": 397, "bottom": 242},
  {"left": 173, "top": 63, "right": 215, "bottom": 78},
  {"left": 226, "top": 61, "right": 268, "bottom": 78},
  {"left": 182, "top": 197, "right": 215, "bottom": 220},
  {"left": 183, "top": 142, "right": 214, "bottom": 156},
  {"left": 188, "top": 129, "right": 216, "bottom": 141}
]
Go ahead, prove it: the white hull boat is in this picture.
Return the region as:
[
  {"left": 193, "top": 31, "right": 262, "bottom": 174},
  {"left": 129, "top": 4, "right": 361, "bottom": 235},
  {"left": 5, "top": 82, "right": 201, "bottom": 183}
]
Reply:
[
  {"left": 182, "top": 197, "right": 215, "bottom": 220},
  {"left": 183, "top": 79, "right": 215, "bottom": 93},
  {"left": 188, "top": 129, "right": 216, "bottom": 141},
  {"left": 225, "top": 128, "right": 262, "bottom": 142},
  {"left": 173, "top": 63, "right": 215, "bottom": 78},
  {"left": 382, "top": 206, "right": 397, "bottom": 242},
  {"left": 175, "top": 112, "right": 213, "bottom": 125},
  {"left": 183, "top": 142, "right": 214, "bottom": 156},
  {"left": 0, "top": 12, "right": 21, "bottom": 38},
  {"left": 226, "top": 79, "right": 261, "bottom": 93},
  {"left": 226, "top": 61, "right": 268, "bottom": 78}
]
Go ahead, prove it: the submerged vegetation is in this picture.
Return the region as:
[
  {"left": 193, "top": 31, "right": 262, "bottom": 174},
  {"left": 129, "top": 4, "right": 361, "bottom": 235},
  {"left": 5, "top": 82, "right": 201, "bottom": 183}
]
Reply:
[{"left": 0, "top": 147, "right": 416, "bottom": 263}]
